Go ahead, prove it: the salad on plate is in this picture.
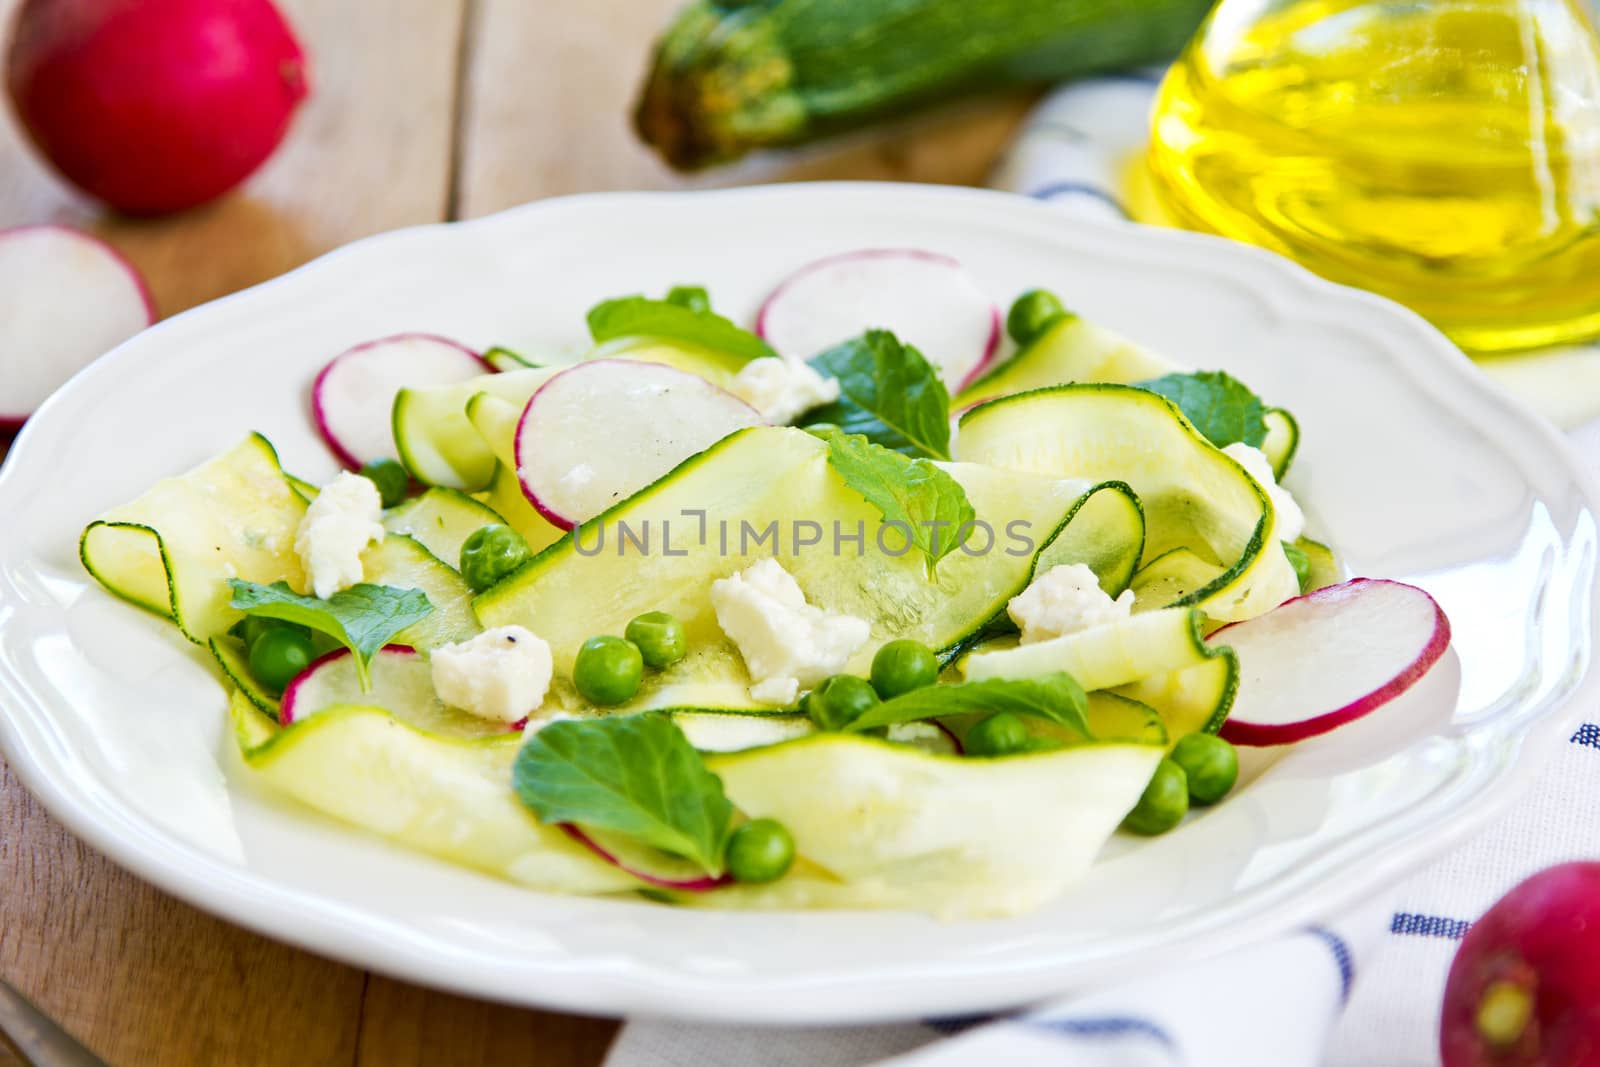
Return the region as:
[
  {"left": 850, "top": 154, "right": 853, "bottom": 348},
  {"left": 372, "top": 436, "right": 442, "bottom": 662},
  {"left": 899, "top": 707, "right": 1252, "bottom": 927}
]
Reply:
[{"left": 78, "top": 248, "right": 1452, "bottom": 918}]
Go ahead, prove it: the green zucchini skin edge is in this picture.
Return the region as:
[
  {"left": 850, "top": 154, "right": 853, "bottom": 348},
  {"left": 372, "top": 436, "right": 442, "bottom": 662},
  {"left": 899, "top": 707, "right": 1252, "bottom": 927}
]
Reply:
[
  {"left": 958, "top": 382, "right": 1282, "bottom": 619},
  {"left": 635, "top": 0, "right": 1217, "bottom": 168}
]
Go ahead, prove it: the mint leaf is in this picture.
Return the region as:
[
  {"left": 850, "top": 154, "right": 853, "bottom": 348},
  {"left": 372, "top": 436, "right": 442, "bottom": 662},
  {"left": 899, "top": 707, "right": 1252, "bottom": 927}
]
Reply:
[
  {"left": 587, "top": 296, "right": 774, "bottom": 363},
  {"left": 849, "top": 673, "right": 1091, "bottom": 736},
  {"left": 513, "top": 713, "right": 734, "bottom": 876},
  {"left": 228, "top": 579, "right": 433, "bottom": 690},
  {"left": 1135, "top": 371, "right": 1268, "bottom": 449},
  {"left": 802, "top": 330, "right": 952, "bottom": 459},
  {"left": 821, "top": 430, "right": 975, "bottom": 578},
  {"left": 1283, "top": 541, "right": 1312, "bottom": 594}
]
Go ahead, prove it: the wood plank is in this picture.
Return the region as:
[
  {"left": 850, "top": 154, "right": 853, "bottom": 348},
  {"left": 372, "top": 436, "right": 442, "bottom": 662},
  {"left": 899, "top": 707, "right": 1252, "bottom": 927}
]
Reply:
[
  {"left": 0, "top": 761, "right": 366, "bottom": 1066},
  {"left": 354, "top": 978, "right": 618, "bottom": 1067},
  {"left": 0, "top": 1, "right": 476, "bottom": 1064},
  {"left": 454, "top": 0, "right": 1034, "bottom": 218}
]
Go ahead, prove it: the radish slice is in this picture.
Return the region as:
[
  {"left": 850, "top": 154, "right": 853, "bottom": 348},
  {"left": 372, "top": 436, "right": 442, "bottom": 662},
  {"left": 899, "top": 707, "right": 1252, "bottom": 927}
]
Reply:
[
  {"left": 281, "top": 645, "right": 524, "bottom": 736},
  {"left": 756, "top": 249, "right": 1001, "bottom": 389},
  {"left": 514, "top": 359, "right": 764, "bottom": 529},
  {"left": 0, "top": 225, "right": 155, "bottom": 428},
  {"left": 312, "top": 333, "right": 488, "bottom": 468},
  {"left": 1213, "top": 578, "right": 1452, "bottom": 747},
  {"left": 560, "top": 825, "right": 733, "bottom": 892}
]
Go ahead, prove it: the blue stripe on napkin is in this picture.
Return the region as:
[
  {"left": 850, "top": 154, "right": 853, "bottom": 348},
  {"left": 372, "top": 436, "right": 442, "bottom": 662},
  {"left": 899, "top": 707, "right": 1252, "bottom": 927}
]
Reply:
[
  {"left": 1307, "top": 926, "right": 1356, "bottom": 1005},
  {"left": 1028, "top": 181, "right": 1132, "bottom": 219},
  {"left": 1027, "top": 1015, "right": 1178, "bottom": 1050},
  {"left": 1573, "top": 723, "right": 1600, "bottom": 749},
  {"left": 1389, "top": 913, "right": 1472, "bottom": 940}
]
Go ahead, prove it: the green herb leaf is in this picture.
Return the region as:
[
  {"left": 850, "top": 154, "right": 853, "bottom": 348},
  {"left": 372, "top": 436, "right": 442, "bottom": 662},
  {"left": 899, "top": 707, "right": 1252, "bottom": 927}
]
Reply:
[
  {"left": 512, "top": 713, "right": 734, "bottom": 876},
  {"left": 664, "top": 285, "right": 711, "bottom": 314},
  {"left": 820, "top": 429, "right": 975, "bottom": 578},
  {"left": 849, "top": 672, "right": 1091, "bottom": 736},
  {"left": 227, "top": 579, "right": 433, "bottom": 690},
  {"left": 1283, "top": 541, "right": 1312, "bottom": 594},
  {"left": 802, "top": 330, "right": 952, "bottom": 459},
  {"left": 1136, "top": 370, "right": 1269, "bottom": 449},
  {"left": 587, "top": 296, "right": 774, "bottom": 363}
]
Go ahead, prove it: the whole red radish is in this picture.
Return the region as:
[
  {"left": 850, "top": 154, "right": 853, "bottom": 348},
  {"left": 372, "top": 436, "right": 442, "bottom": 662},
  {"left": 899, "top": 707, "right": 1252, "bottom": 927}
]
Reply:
[
  {"left": 6, "top": 0, "right": 309, "bottom": 216},
  {"left": 1441, "top": 862, "right": 1600, "bottom": 1066}
]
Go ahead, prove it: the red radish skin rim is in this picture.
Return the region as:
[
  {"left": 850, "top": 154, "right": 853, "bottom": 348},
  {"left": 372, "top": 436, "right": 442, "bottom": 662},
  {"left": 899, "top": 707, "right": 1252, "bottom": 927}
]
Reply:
[
  {"left": 753, "top": 248, "right": 1003, "bottom": 391},
  {"left": 559, "top": 824, "right": 733, "bottom": 892},
  {"left": 1215, "top": 578, "right": 1453, "bottom": 747},
  {"left": 510, "top": 360, "right": 583, "bottom": 530},
  {"left": 280, "top": 643, "right": 418, "bottom": 725},
  {"left": 278, "top": 643, "right": 524, "bottom": 732},
  {"left": 510, "top": 358, "right": 764, "bottom": 531},
  {"left": 0, "top": 225, "right": 158, "bottom": 430},
  {"left": 310, "top": 332, "right": 490, "bottom": 469}
]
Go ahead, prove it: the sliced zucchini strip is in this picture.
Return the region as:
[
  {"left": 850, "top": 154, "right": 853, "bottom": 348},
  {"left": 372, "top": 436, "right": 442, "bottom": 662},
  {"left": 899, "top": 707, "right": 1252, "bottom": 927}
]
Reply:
[
  {"left": 230, "top": 687, "right": 280, "bottom": 751},
  {"left": 1261, "top": 408, "right": 1300, "bottom": 479},
  {"left": 476, "top": 426, "right": 1137, "bottom": 714},
  {"left": 382, "top": 487, "right": 505, "bottom": 571},
  {"left": 963, "top": 607, "right": 1225, "bottom": 693},
  {"left": 393, "top": 367, "right": 556, "bottom": 491},
  {"left": 1130, "top": 548, "right": 1226, "bottom": 612},
  {"left": 1113, "top": 650, "right": 1240, "bottom": 741},
  {"left": 363, "top": 534, "right": 479, "bottom": 651},
  {"left": 285, "top": 471, "right": 320, "bottom": 504},
  {"left": 958, "top": 385, "right": 1300, "bottom": 622},
  {"left": 698, "top": 733, "right": 1164, "bottom": 917},
  {"left": 211, "top": 635, "right": 283, "bottom": 718},
  {"left": 80, "top": 433, "right": 308, "bottom": 643},
  {"left": 232, "top": 700, "right": 636, "bottom": 895},
  {"left": 1296, "top": 536, "right": 1341, "bottom": 593},
  {"left": 584, "top": 336, "right": 753, "bottom": 390},
  {"left": 955, "top": 315, "right": 1178, "bottom": 410}
]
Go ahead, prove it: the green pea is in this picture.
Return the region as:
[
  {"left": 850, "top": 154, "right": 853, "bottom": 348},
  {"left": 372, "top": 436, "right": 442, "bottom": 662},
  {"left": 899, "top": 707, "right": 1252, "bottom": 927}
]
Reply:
[
  {"left": 573, "top": 635, "right": 644, "bottom": 706},
  {"left": 358, "top": 458, "right": 410, "bottom": 508},
  {"left": 248, "top": 626, "right": 315, "bottom": 694},
  {"left": 965, "top": 712, "right": 1030, "bottom": 757},
  {"left": 726, "top": 818, "right": 795, "bottom": 883},
  {"left": 234, "top": 615, "right": 307, "bottom": 652},
  {"left": 804, "top": 674, "right": 879, "bottom": 732},
  {"left": 1170, "top": 733, "right": 1239, "bottom": 806},
  {"left": 1005, "top": 289, "right": 1070, "bottom": 346},
  {"left": 870, "top": 639, "right": 939, "bottom": 700},
  {"left": 1122, "top": 758, "right": 1190, "bottom": 835},
  {"left": 625, "top": 611, "right": 687, "bottom": 670},
  {"left": 665, "top": 285, "right": 711, "bottom": 313},
  {"left": 459, "top": 523, "right": 532, "bottom": 593}
]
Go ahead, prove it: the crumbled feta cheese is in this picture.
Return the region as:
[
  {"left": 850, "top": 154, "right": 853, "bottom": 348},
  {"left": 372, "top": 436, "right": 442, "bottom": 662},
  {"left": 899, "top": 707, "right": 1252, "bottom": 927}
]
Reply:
[
  {"left": 1008, "top": 563, "right": 1134, "bottom": 644},
  {"left": 727, "top": 358, "right": 840, "bottom": 424},
  {"left": 431, "top": 625, "right": 554, "bottom": 724},
  {"left": 710, "top": 558, "right": 870, "bottom": 706},
  {"left": 885, "top": 721, "right": 945, "bottom": 748},
  {"left": 294, "top": 471, "right": 385, "bottom": 599},
  {"left": 1222, "top": 443, "right": 1306, "bottom": 543}
]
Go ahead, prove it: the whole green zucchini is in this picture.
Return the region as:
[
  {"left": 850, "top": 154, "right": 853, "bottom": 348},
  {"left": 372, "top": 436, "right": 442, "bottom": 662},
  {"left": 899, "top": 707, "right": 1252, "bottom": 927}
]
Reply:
[{"left": 635, "top": 0, "right": 1215, "bottom": 169}]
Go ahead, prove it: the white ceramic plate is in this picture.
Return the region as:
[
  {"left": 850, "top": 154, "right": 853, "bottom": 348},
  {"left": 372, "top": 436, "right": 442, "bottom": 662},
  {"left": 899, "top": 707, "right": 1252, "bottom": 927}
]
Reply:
[{"left": 1, "top": 185, "right": 1596, "bottom": 1024}]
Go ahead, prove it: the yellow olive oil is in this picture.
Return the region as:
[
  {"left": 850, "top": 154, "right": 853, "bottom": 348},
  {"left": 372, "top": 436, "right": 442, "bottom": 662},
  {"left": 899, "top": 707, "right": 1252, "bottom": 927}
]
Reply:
[{"left": 1149, "top": 0, "right": 1600, "bottom": 353}]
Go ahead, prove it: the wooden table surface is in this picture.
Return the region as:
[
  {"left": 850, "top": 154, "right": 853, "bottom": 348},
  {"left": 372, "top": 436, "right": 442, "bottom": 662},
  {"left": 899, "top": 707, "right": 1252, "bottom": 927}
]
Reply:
[{"left": 0, "top": 3, "right": 1033, "bottom": 1064}]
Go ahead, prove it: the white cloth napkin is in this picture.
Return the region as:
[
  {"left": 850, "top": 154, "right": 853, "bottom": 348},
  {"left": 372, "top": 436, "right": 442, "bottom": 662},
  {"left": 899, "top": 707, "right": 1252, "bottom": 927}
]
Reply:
[{"left": 604, "top": 77, "right": 1600, "bottom": 1067}]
